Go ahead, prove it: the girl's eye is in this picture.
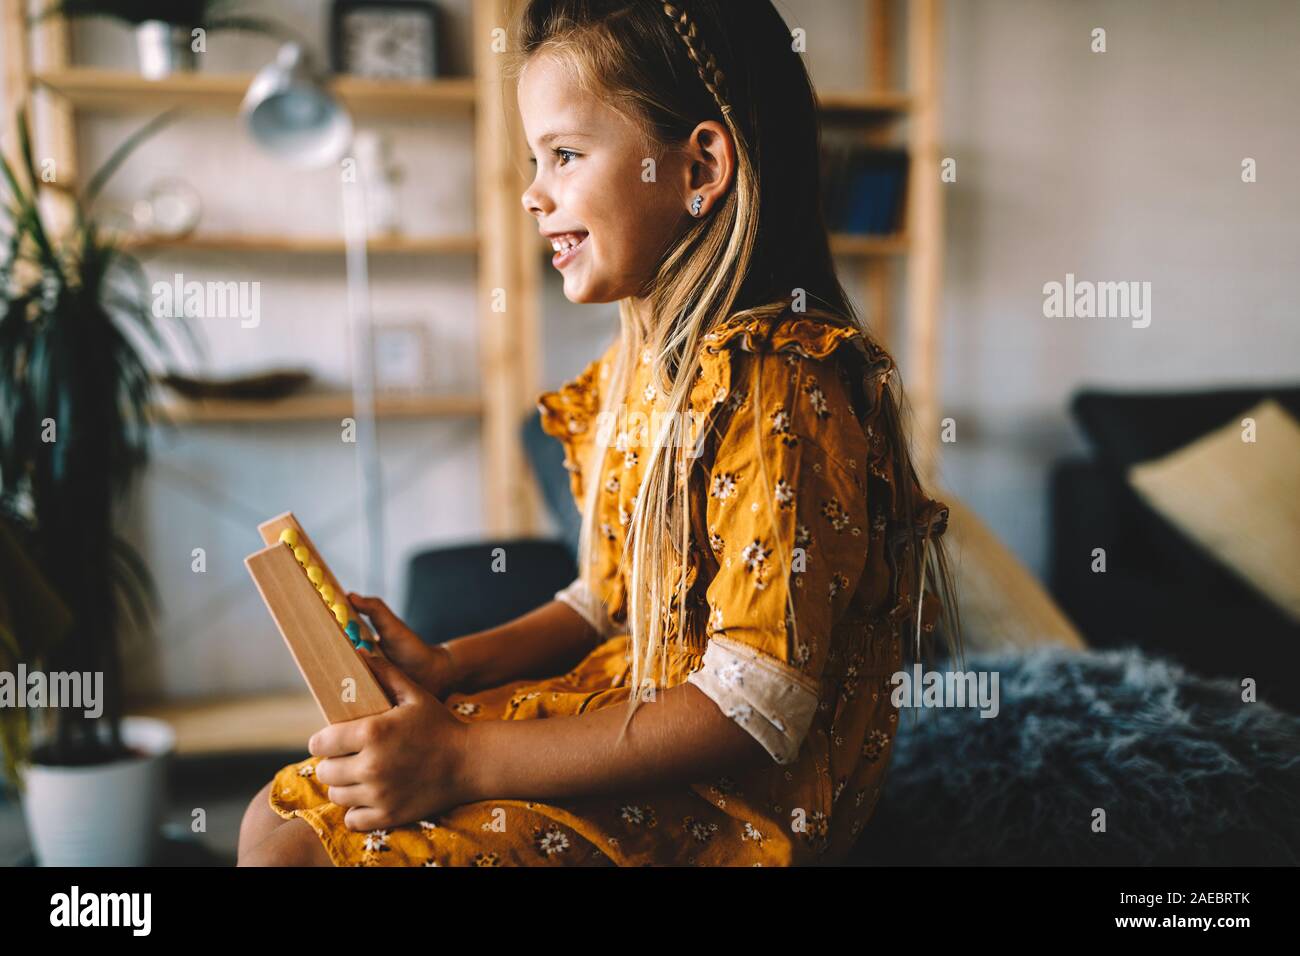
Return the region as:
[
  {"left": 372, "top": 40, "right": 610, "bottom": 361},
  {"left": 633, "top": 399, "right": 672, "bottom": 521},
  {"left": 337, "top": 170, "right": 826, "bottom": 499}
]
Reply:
[{"left": 527, "top": 148, "right": 579, "bottom": 170}]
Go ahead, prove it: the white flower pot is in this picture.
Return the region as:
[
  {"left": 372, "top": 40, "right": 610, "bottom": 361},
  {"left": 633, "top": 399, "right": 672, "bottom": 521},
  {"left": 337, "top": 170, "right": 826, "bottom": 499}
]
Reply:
[
  {"left": 136, "top": 21, "right": 198, "bottom": 80},
  {"left": 20, "top": 716, "right": 175, "bottom": 867}
]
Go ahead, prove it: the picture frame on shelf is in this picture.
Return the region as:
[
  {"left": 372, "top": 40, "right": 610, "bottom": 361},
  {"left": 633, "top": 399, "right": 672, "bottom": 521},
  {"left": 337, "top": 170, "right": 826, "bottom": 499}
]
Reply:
[
  {"left": 330, "top": 0, "right": 442, "bottom": 81},
  {"left": 371, "top": 320, "right": 432, "bottom": 394}
]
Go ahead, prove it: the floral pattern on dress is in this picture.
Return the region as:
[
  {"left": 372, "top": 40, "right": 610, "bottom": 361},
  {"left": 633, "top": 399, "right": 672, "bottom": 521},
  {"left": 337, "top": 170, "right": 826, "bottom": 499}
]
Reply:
[{"left": 266, "top": 307, "right": 947, "bottom": 866}]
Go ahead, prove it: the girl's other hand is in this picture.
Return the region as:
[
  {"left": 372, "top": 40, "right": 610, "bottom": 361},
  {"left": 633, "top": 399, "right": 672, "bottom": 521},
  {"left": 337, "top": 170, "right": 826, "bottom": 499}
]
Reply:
[
  {"left": 349, "top": 593, "right": 459, "bottom": 699},
  {"left": 309, "top": 654, "right": 473, "bottom": 828}
]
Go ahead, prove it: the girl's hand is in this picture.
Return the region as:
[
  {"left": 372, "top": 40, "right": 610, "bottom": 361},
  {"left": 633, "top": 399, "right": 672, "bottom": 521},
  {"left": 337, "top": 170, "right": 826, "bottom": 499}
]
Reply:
[
  {"left": 349, "top": 593, "right": 459, "bottom": 699},
  {"left": 309, "top": 653, "right": 475, "bottom": 830}
]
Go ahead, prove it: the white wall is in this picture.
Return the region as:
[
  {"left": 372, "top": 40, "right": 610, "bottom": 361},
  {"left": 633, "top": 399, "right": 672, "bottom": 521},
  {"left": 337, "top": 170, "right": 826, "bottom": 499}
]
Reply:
[
  {"left": 3, "top": 0, "right": 1296, "bottom": 699},
  {"left": 936, "top": 0, "right": 1300, "bottom": 573}
]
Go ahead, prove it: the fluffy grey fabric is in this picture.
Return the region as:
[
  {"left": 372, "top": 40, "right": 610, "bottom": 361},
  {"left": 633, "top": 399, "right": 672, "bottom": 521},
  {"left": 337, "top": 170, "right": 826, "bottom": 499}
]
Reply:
[{"left": 854, "top": 646, "right": 1300, "bottom": 865}]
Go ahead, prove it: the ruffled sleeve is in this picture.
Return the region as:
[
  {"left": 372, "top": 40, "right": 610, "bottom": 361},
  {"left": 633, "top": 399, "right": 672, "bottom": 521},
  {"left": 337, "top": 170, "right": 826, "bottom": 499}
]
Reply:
[
  {"left": 686, "top": 310, "right": 882, "bottom": 764},
  {"left": 536, "top": 343, "right": 612, "bottom": 504}
]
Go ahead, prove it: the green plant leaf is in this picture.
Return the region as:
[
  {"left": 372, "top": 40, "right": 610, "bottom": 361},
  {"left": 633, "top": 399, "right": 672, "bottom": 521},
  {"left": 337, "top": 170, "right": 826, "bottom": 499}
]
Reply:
[
  {"left": 82, "top": 109, "right": 183, "bottom": 209},
  {"left": 0, "top": 112, "right": 56, "bottom": 267}
]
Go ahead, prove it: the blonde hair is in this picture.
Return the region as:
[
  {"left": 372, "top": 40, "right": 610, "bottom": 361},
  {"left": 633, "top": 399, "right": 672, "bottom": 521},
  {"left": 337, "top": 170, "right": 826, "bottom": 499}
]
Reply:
[{"left": 509, "top": 0, "right": 962, "bottom": 740}]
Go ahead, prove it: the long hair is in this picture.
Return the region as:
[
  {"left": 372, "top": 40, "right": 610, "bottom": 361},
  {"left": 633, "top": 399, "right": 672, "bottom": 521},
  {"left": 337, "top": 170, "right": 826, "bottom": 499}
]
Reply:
[{"left": 508, "top": 0, "right": 962, "bottom": 737}]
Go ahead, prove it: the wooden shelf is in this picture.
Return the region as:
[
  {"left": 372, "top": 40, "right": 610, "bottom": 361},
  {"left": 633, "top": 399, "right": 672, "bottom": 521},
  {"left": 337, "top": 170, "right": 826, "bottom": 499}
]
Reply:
[
  {"left": 817, "top": 90, "right": 912, "bottom": 118},
  {"left": 536, "top": 234, "right": 907, "bottom": 258},
  {"left": 140, "top": 233, "right": 900, "bottom": 262},
  {"left": 132, "top": 691, "right": 323, "bottom": 755},
  {"left": 154, "top": 391, "right": 484, "bottom": 424},
  {"left": 831, "top": 233, "right": 909, "bottom": 256},
  {"left": 534, "top": 233, "right": 908, "bottom": 259},
  {"left": 30, "top": 69, "right": 905, "bottom": 121},
  {"left": 33, "top": 67, "right": 476, "bottom": 117},
  {"left": 125, "top": 232, "right": 479, "bottom": 256}
]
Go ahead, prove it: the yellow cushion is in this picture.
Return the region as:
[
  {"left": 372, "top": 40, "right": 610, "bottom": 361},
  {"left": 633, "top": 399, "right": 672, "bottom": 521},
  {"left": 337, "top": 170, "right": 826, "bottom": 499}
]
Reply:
[
  {"left": 1128, "top": 399, "right": 1300, "bottom": 623},
  {"left": 939, "top": 492, "right": 1087, "bottom": 653}
]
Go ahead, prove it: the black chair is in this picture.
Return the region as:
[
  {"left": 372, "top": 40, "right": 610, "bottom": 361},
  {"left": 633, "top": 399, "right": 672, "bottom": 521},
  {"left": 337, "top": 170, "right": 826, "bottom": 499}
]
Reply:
[
  {"left": 401, "top": 414, "right": 580, "bottom": 643},
  {"left": 402, "top": 539, "right": 577, "bottom": 644}
]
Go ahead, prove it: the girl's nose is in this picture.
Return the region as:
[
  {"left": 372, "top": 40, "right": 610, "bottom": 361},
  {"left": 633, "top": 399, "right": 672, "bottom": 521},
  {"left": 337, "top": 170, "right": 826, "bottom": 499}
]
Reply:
[{"left": 521, "top": 181, "right": 551, "bottom": 218}]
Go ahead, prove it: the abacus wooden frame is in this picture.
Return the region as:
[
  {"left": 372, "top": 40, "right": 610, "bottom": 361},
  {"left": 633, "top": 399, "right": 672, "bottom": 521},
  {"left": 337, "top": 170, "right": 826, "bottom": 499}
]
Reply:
[{"left": 245, "top": 511, "right": 391, "bottom": 723}]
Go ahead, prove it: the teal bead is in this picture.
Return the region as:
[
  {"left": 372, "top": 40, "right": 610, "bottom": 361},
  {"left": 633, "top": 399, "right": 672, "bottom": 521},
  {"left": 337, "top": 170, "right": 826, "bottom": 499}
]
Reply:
[
  {"left": 356, "top": 640, "right": 373, "bottom": 653},
  {"left": 345, "top": 620, "right": 361, "bottom": 643}
]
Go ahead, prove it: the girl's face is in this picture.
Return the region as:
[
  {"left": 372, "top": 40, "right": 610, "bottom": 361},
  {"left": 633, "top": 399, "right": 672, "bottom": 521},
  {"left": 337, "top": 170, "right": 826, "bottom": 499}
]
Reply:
[{"left": 518, "top": 54, "right": 690, "bottom": 304}]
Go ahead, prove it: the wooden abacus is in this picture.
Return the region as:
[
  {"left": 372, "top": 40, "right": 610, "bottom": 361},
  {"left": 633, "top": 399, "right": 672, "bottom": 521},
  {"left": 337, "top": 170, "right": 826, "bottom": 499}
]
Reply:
[{"left": 244, "top": 512, "right": 391, "bottom": 723}]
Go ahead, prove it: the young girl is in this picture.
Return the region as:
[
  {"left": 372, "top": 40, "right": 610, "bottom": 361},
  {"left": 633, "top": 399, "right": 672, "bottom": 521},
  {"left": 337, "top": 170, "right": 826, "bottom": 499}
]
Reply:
[{"left": 238, "top": 0, "right": 959, "bottom": 867}]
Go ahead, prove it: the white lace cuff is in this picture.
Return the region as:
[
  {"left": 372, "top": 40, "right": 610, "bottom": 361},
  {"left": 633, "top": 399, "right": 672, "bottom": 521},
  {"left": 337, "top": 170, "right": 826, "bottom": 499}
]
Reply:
[
  {"left": 553, "top": 576, "right": 617, "bottom": 641},
  {"left": 685, "top": 634, "right": 821, "bottom": 765}
]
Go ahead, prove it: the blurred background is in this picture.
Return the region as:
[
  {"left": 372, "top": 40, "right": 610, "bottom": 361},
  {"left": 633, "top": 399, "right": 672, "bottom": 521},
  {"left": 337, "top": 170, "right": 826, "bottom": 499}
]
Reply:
[{"left": 1, "top": 0, "right": 1296, "bottom": 866}]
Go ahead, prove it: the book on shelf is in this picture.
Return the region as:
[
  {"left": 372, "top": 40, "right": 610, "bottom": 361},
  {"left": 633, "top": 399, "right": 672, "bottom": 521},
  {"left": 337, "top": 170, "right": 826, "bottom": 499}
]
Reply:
[{"left": 822, "top": 142, "right": 909, "bottom": 237}]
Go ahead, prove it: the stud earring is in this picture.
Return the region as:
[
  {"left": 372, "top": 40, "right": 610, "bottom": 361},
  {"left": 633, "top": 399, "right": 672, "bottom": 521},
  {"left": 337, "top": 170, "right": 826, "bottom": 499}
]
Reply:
[{"left": 691, "top": 194, "right": 704, "bottom": 217}]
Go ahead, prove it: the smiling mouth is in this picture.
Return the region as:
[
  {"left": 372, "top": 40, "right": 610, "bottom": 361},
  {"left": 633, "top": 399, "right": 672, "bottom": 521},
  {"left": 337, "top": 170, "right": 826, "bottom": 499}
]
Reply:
[{"left": 550, "top": 232, "right": 589, "bottom": 269}]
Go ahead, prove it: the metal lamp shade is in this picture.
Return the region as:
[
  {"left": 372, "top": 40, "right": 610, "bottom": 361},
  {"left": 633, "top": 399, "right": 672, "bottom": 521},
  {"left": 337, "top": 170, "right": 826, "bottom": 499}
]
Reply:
[{"left": 241, "top": 43, "right": 352, "bottom": 168}]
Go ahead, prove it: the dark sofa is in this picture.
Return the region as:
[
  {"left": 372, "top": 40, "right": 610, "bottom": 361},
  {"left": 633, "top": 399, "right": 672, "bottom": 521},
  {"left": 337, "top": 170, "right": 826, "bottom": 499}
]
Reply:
[{"left": 1049, "top": 385, "right": 1300, "bottom": 714}]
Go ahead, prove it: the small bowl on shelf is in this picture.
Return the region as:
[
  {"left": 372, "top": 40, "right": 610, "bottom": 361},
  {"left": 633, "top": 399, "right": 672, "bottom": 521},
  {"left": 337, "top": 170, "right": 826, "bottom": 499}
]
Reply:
[{"left": 157, "top": 369, "right": 315, "bottom": 402}]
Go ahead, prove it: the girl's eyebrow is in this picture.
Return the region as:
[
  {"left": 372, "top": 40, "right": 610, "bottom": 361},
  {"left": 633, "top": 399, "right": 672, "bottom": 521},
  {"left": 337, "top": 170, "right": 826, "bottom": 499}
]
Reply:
[{"left": 536, "top": 131, "right": 589, "bottom": 146}]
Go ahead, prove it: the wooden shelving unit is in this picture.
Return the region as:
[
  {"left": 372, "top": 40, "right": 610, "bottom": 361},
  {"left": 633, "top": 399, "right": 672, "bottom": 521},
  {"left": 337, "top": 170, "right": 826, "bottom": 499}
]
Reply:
[{"left": 2, "top": 0, "right": 540, "bottom": 536}]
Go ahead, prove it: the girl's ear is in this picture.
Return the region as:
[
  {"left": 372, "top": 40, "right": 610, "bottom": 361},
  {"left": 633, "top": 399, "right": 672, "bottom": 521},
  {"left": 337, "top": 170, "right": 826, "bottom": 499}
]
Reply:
[{"left": 683, "top": 120, "right": 735, "bottom": 217}]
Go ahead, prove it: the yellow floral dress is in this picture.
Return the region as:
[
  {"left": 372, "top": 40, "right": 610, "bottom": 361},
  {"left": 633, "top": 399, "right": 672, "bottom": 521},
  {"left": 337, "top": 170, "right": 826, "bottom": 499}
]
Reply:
[{"left": 268, "top": 308, "right": 948, "bottom": 866}]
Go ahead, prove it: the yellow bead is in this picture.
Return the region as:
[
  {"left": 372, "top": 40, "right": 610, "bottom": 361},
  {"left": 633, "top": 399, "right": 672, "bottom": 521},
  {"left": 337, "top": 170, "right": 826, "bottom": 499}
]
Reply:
[
  {"left": 331, "top": 602, "right": 348, "bottom": 625},
  {"left": 307, "top": 565, "right": 324, "bottom": 586},
  {"left": 319, "top": 584, "right": 334, "bottom": 604},
  {"left": 278, "top": 528, "right": 299, "bottom": 547},
  {"left": 294, "top": 545, "right": 310, "bottom": 565}
]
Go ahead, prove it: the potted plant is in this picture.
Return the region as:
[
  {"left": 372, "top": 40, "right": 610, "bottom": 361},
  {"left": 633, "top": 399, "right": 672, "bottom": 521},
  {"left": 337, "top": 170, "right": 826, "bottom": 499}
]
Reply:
[
  {"left": 0, "top": 109, "right": 188, "bottom": 865},
  {"left": 43, "top": 1, "right": 292, "bottom": 79}
]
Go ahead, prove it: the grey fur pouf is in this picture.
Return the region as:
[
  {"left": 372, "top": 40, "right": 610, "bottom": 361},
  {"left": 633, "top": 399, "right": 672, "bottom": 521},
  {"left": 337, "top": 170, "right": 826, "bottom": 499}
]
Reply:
[{"left": 853, "top": 646, "right": 1300, "bottom": 866}]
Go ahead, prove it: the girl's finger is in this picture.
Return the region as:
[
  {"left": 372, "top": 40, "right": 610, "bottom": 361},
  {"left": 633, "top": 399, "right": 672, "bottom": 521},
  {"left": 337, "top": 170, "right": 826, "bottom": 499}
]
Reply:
[
  {"left": 313, "top": 753, "right": 369, "bottom": 787},
  {"left": 308, "top": 718, "right": 372, "bottom": 759},
  {"left": 343, "top": 806, "right": 389, "bottom": 832},
  {"left": 350, "top": 593, "right": 399, "bottom": 631},
  {"left": 325, "top": 783, "right": 370, "bottom": 809}
]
